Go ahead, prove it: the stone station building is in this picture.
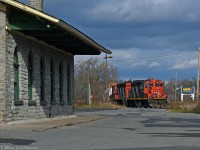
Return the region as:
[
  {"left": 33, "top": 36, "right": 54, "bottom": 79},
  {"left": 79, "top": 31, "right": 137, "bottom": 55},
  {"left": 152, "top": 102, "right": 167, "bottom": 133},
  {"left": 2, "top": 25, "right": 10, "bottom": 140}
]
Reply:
[{"left": 0, "top": 0, "right": 111, "bottom": 122}]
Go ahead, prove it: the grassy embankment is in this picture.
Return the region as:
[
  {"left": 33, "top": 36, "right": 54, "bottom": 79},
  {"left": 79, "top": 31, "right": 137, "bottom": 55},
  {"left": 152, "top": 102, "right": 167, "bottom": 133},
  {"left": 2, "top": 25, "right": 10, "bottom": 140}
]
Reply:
[
  {"left": 167, "top": 101, "right": 200, "bottom": 114},
  {"left": 76, "top": 100, "right": 200, "bottom": 114},
  {"left": 75, "top": 101, "right": 124, "bottom": 109}
]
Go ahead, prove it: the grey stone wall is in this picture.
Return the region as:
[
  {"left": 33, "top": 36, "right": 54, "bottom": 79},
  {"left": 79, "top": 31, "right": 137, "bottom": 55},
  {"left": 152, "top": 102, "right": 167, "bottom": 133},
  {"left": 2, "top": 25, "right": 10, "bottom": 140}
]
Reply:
[
  {"left": 5, "top": 32, "right": 74, "bottom": 122},
  {"left": 0, "top": 4, "right": 7, "bottom": 122}
]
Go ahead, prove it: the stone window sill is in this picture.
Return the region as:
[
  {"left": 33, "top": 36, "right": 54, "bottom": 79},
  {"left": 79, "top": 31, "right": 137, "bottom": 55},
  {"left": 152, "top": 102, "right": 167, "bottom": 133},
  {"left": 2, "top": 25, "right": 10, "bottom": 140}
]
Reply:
[
  {"left": 68, "top": 101, "right": 72, "bottom": 105},
  {"left": 14, "top": 100, "right": 24, "bottom": 106},
  {"left": 40, "top": 100, "right": 47, "bottom": 106},
  {"left": 28, "top": 101, "right": 36, "bottom": 106},
  {"left": 50, "top": 101, "right": 57, "bottom": 105},
  {"left": 59, "top": 101, "right": 65, "bottom": 106}
]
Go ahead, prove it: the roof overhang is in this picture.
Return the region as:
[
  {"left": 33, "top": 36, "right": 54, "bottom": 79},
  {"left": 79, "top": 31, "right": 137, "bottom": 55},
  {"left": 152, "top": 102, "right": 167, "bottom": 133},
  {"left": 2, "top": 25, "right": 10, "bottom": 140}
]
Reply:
[{"left": 0, "top": 0, "right": 112, "bottom": 55}]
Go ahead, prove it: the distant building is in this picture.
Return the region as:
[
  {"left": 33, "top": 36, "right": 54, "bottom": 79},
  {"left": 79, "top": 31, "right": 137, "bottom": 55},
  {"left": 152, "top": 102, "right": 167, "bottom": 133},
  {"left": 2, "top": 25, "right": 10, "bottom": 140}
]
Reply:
[{"left": 0, "top": 0, "right": 111, "bottom": 122}]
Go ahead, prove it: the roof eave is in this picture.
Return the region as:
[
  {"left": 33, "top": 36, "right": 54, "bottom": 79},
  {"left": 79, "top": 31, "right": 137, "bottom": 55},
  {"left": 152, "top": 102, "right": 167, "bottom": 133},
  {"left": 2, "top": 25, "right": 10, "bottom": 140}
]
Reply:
[
  {"left": 58, "top": 20, "right": 112, "bottom": 54},
  {"left": 0, "top": 0, "right": 112, "bottom": 55}
]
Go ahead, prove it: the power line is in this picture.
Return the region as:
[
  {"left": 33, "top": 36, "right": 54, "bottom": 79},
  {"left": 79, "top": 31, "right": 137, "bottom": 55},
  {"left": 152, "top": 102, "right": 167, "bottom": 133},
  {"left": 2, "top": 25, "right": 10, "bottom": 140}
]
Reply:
[{"left": 110, "top": 50, "right": 197, "bottom": 63}]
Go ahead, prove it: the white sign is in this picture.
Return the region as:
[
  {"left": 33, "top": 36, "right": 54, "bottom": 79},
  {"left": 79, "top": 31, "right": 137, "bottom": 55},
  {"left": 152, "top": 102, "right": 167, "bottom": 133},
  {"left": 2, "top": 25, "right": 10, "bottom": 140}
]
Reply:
[{"left": 181, "top": 86, "right": 195, "bottom": 101}]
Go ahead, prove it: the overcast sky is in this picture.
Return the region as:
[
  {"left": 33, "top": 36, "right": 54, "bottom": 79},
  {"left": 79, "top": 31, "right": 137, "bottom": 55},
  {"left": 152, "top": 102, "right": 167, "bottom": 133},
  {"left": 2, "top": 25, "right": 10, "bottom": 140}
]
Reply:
[{"left": 19, "top": 0, "right": 200, "bottom": 81}]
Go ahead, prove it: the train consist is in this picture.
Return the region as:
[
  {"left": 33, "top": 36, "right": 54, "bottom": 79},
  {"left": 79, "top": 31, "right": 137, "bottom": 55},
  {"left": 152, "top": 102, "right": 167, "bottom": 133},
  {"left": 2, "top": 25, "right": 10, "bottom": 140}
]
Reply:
[{"left": 110, "top": 79, "right": 168, "bottom": 108}]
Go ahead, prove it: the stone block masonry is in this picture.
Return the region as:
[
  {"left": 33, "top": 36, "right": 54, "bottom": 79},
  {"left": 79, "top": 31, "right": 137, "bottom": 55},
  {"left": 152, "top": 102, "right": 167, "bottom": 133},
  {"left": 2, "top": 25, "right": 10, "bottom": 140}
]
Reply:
[
  {"left": 0, "top": 6, "right": 7, "bottom": 122},
  {"left": 0, "top": 1, "right": 75, "bottom": 122},
  {"left": 4, "top": 31, "right": 74, "bottom": 122}
]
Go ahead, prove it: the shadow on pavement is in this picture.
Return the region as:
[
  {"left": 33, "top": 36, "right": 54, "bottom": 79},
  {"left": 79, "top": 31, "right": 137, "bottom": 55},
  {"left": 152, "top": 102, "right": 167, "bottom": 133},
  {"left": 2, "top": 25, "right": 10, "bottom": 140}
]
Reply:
[
  {"left": 140, "top": 132, "right": 200, "bottom": 137},
  {"left": 94, "top": 146, "right": 200, "bottom": 150},
  {"left": 0, "top": 138, "right": 36, "bottom": 145},
  {"left": 141, "top": 117, "right": 200, "bottom": 128}
]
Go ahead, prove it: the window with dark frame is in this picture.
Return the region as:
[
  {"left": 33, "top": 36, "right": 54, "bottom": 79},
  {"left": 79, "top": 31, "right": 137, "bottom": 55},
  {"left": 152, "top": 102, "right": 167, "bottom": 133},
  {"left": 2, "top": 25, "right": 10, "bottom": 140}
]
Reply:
[
  {"left": 59, "top": 62, "right": 65, "bottom": 105},
  {"left": 28, "top": 51, "right": 36, "bottom": 106},
  {"left": 40, "top": 56, "right": 47, "bottom": 106},
  {"left": 14, "top": 49, "right": 19, "bottom": 101},
  {"left": 28, "top": 52, "right": 33, "bottom": 102},
  {"left": 67, "top": 64, "right": 71, "bottom": 104},
  {"left": 40, "top": 56, "right": 44, "bottom": 101},
  {"left": 50, "top": 59, "right": 56, "bottom": 105}
]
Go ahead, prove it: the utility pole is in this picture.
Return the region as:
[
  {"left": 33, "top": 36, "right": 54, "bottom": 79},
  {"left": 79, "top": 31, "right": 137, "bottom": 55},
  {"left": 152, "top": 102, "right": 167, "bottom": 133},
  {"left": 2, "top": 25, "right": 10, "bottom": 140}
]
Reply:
[
  {"left": 104, "top": 54, "right": 113, "bottom": 88},
  {"left": 196, "top": 47, "right": 200, "bottom": 101},
  {"left": 104, "top": 54, "right": 113, "bottom": 102},
  {"left": 87, "top": 61, "right": 92, "bottom": 105},
  {"left": 175, "top": 72, "right": 177, "bottom": 102}
]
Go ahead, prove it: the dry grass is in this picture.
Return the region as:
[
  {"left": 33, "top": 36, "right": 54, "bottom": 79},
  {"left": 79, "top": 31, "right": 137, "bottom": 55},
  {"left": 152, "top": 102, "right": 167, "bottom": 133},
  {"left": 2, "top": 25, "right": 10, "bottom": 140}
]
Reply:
[
  {"left": 75, "top": 100, "right": 124, "bottom": 109},
  {"left": 168, "top": 101, "right": 200, "bottom": 114}
]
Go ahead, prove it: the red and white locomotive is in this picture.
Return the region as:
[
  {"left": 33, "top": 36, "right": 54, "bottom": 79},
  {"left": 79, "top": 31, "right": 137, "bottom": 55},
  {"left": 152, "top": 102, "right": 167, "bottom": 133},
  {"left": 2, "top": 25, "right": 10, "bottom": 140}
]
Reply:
[{"left": 110, "top": 79, "right": 168, "bottom": 108}]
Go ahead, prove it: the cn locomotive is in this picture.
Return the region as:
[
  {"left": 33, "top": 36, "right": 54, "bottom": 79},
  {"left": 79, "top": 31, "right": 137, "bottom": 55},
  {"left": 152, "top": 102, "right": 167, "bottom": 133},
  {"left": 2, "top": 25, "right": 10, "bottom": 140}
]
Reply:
[{"left": 110, "top": 79, "right": 168, "bottom": 108}]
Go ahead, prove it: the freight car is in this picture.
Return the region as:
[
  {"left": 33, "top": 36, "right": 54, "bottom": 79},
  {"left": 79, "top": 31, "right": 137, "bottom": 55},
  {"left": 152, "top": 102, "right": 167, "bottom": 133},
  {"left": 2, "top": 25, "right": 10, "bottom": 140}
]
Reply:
[{"left": 110, "top": 79, "right": 168, "bottom": 108}]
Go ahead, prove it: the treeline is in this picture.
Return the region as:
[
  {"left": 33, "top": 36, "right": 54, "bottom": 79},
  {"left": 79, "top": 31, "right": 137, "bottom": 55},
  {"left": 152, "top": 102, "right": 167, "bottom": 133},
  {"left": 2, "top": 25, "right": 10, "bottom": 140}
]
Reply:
[{"left": 74, "top": 57, "right": 119, "bottom": 103}]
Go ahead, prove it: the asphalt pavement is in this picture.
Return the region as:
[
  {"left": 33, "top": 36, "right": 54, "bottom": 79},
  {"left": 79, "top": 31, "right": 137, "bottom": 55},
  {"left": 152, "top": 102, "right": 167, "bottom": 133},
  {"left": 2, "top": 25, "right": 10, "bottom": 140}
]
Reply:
[
  {"left": 0, "top": 114, "right": 106, "bottom": 131},
  {"left": 0, "top": 108, "right": 200, "bottom": 150}
]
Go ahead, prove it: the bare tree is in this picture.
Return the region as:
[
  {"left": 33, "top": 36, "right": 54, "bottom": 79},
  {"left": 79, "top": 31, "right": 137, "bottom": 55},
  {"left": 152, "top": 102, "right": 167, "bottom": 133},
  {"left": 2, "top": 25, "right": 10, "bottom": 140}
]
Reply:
[{"left": 74, "top": 57, "right": 119, "bottom": 103}]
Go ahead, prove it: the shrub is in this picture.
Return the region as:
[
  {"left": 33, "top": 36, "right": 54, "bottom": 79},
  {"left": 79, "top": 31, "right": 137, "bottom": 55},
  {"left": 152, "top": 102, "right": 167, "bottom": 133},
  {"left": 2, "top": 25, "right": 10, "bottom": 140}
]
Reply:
[
  {"left": 168, "top": 101, "right": 200, "bottom": 113},
  {"left": 75, "top": 101, "right": 124, "bottom": 109}
]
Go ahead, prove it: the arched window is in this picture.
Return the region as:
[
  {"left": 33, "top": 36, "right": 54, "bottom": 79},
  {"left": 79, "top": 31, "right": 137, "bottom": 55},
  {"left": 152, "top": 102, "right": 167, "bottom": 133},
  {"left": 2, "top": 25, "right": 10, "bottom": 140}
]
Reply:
[
  {"left": 67, "top": 64, "right": 71, "bottom": 104},
  {"left": 40, "top": 56, "right": 46, "bottom": 106},
  {"left": 50, "top": 59, "right": 56, "bottom": 105},
  {"left": 59, "top": 62, "right": 65, "bottom": 105},
  {"left": 28, "top": 51, "right": 36, "bottom": 106},
  {"left": 14, "top": 49, "right": 19, "bottom": 101}
]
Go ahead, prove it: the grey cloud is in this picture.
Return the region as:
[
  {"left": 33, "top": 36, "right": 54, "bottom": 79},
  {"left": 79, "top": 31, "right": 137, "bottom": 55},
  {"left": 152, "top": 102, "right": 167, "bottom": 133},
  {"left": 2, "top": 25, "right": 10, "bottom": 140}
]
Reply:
[
  {"left": 89, "top": 0, "right": 200, "bottom": 23},
  {"left": 17, "top": 0, "right": 199, "bottom": 80}
]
